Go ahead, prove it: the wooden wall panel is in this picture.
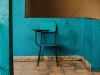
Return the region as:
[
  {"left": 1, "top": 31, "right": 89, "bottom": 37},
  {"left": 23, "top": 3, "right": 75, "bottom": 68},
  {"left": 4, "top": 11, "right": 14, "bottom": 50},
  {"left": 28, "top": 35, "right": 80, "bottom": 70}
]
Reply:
[{"left": 25, "top": 0, "right": 100, "bottom": 19}]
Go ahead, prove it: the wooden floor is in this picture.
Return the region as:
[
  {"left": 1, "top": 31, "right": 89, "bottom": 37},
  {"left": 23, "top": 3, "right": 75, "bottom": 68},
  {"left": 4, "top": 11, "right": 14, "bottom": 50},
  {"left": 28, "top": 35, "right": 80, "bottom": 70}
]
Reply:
[{"left": 14, "top": 60, "right": 100, "bottom": 75}]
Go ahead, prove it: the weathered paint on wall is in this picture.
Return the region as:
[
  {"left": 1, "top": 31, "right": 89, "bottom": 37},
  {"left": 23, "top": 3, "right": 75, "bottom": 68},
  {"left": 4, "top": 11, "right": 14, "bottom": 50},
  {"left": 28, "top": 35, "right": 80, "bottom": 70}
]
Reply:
[
  {"left": 13, "top": 0, "right": 100, "bottom": 71},
  {"left": 13, "top": 0, "right": 83, "bottom": 56},
  {"left": 83, "top": 19, "right": 93, "bottom": 64},
  {"left": 83, "top": 19, "right": 100, "bottom": 71},
  {"left": 91, "top": 20, "right": 100, "bottom": 71},
  {"left": 0, "top": 0, "right": 100, "bottom": 74},
  {"left": 0, "top": 0, "right": 10, "bottom": 75}
]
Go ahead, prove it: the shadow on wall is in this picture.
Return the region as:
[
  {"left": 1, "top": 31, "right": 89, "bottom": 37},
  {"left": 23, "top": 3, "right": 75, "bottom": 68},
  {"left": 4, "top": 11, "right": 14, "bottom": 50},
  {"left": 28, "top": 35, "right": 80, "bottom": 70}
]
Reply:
[{"left": 41, "top": 30, "right": 79, "bottom": 56}]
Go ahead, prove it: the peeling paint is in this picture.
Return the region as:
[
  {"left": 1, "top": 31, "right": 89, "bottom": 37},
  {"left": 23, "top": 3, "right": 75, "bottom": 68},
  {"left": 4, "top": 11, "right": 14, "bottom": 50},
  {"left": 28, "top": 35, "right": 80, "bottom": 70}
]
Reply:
[
  {"left": 83, "top": 19, "right": 100, "bottom": 71},
  {"left": 0, "top": 0, "right": 10, "bottom": 75}
]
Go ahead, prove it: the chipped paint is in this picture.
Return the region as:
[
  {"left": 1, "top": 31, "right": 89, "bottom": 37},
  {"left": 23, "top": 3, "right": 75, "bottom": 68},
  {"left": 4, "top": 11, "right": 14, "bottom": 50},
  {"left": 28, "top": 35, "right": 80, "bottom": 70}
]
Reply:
[
  {"left": 13, "top": 55, "right": 82, "bottom": 62},
  {"left": 82, "top": 56, "right": 91, "bottom": 71},
  {"left": 91, "top": 20, "right": 100, "bottom": 71},
  {"left": 83, "top": 19, "right": 100, "bottom": 71},
  {"left": 0, "top": 0, "right": 10, "bottom": 75}
]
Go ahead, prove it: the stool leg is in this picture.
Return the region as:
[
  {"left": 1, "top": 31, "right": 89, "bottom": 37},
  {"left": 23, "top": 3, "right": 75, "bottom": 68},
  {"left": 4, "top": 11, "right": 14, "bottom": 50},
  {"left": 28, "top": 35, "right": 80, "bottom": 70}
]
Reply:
[
  {"left": 37, "top": 46, "right": 41, "bottom": 66},
  {"left": 55, "top": 46, "right": 58, "bottom": 66}
]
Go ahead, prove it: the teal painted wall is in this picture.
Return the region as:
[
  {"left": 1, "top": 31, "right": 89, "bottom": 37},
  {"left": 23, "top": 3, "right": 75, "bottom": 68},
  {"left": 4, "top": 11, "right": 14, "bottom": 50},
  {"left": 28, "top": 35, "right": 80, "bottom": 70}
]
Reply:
[
  {"left": 13, "top": 0, "right": 100, "bottom": 71},
  {"left": 91, "top": 20, "right": 100, "bottom": 71},
  {"left": 83, "top": 19, "right": 93, "bottom": 64},
  {"left": 0, "top": 0, "right": 100, "bottom": 74},
  {"left": 0, "top": 0, "right": 10, "bottom": 75},
  {"left": 13, "top": 0, "right": 83, "bottom": 56},
  {"left": 83, "top": 19, "right": 100, "bottom": 71}
]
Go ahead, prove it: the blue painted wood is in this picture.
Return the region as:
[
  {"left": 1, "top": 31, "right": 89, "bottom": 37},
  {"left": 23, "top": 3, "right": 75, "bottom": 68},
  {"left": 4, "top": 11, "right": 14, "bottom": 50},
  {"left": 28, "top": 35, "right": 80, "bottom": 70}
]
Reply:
[{"left": 40, "top": 22, "right": 56, "bottom": 32}]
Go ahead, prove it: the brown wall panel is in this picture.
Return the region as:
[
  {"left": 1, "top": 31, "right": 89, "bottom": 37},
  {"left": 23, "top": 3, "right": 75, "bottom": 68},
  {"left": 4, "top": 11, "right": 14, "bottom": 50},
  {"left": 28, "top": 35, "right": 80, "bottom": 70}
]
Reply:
[{"left": 25, "top": 0, "right": 100, "bottom": 19}]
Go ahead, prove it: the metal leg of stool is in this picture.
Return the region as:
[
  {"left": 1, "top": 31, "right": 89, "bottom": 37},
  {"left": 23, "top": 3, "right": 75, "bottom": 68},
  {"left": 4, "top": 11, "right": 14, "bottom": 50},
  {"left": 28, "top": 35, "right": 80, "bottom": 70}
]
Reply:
[
  {"left": 55, "top": 46, "right": 58, "bottom": 66},
  {"left": 37, "top": 46, "right": 41, "bottom": 66}
]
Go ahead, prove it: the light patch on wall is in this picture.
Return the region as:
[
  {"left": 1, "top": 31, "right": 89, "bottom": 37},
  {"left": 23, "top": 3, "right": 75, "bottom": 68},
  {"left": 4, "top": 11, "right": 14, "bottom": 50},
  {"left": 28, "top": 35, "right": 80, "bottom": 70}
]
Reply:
[{"left": 25, "top": 0, "right": 100, "bottom": 20}]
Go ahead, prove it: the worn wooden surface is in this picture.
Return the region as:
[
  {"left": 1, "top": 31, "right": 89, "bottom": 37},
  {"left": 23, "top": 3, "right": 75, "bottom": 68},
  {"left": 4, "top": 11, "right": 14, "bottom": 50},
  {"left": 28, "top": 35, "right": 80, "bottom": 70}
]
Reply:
[
  {"left": 82, "top": 56, "right": 91, "bottom": 71},
  {"left": 13, "top": 55, "right": 82, "bottom": 61},
  {"left": 14, "top": 60, "right": 100, "bottom": 75}
]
